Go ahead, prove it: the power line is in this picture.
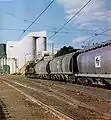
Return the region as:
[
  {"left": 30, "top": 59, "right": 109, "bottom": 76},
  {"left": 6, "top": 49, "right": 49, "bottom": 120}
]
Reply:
[
  {"left": 82, "top": 28, "right": 111, "bottom": 45},
  {"left": 44, "top": 25, "right": 94, "bottom": 35},
  {"left": 48, "top": 0, "right": 92, "bottom": 40},
  {"left": 98, "top": 34, "right": 111, "bottom": 36},
  {"left": 0, "top": 28, "right": 71, "bottom": 34},
  {"left": 0, "top": 9, "right": 32, "bottom": 23},
  {"left": 47, "top": 30, "right": 69, "bottom": 34},
  {"left": 0, "top": 28, "right": 27, "bottom": 32},
  {"left": 73, "top": 28, "right": 111, "bottom": 48},
  {"left": 18, "top": 0, "right": 55, "bottom": 40},
  {"left": 44, "top": 24, "right": 95, "bottom": 33}
]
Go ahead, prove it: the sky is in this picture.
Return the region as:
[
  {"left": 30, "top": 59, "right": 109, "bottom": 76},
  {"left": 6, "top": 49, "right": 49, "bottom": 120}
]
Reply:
[{"left": 0, "top": 0, "right": 111, "bottom": 51}]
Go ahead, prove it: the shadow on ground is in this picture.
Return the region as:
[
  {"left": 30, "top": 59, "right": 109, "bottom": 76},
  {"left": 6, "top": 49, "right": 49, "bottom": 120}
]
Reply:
[{"left": 0, "top": 104, "right": 6, "bottom": 120}]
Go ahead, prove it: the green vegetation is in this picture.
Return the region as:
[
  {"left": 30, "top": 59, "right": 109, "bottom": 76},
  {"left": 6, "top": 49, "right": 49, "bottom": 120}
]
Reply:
[{"left": 54, "top": 46, "right": 80, "bottom": 58}]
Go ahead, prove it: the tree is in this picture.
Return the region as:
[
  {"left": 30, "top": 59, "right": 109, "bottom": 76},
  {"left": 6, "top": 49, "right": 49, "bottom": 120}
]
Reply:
[{"left": 54, "top": 46, "right": 80, "bottom": 58}]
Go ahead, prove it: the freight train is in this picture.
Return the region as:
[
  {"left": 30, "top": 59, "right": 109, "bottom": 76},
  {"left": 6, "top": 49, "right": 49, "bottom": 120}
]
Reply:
[{"left": 25, "top": 41, "right": 111, "bottom": 88}]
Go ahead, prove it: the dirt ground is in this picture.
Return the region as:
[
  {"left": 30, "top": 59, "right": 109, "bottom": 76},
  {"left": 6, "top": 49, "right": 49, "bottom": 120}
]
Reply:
[
  {"left": 0, "top": 80, "right": 59, "bottom": 120},
  {"left": 0, "top": 75, "right": 111, "bottom": 120}
]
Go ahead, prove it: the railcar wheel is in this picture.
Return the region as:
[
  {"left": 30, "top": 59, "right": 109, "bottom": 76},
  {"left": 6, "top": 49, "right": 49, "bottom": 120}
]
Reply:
[
  {"left": 87, "top": 78, "right": 93, "bottom": 86},
  {"left": 82, "top": 78, "right": 89, "bottom": 86},
  {"left": 76, "top": 77, "right": 83, "bottom": 84},
  {"left": 102, "top": 79, "right": 111, "bottom": 89}
]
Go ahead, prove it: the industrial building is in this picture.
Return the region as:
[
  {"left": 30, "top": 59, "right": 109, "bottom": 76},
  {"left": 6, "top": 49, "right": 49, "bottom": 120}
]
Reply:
[{"left": 7, "top": 31, "right": 47, "bottom": 74}]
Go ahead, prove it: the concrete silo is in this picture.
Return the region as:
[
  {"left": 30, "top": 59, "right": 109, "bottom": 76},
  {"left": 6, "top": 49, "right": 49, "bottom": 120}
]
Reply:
[
  {"left": 36, "top": 37, "right": 46, "bottom": 53},
  {"left": 6, "top": 31, "right": 47, "bottom": 73},
  {"left": 19, "top": 36, "right": 36, "bottom": 64},
  {"left": 28, "top": 31, "right": 47, "bottom": 59}
]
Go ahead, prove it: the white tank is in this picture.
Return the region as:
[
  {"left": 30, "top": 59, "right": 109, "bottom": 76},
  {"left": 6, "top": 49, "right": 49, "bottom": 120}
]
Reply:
[
  {"left": 18, "top": 36, "right": 36, "bottom": 68},
  {"left": 36, "top": 37, "right": 46, "bottom": 54}
]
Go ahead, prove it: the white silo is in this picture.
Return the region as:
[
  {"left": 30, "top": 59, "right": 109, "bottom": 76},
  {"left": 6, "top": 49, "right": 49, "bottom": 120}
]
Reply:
[
  {"left": 36, "top": 37, "right": 47, "bottom": 54},
  {"left": 18, "top": 35, "right": 36, "bottom": 68},
  {"left": 28, "top": 31, "right": 47, "bottom": 59}
]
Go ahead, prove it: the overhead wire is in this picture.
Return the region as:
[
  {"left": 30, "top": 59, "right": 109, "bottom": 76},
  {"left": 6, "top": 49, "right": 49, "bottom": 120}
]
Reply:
[
  {"left": 0, "top": 9, "right": 32, "bottom": 23},
  {"left": 44, "top": 24, "right": 95, "bottom": 33},
  {"left": 0, "top": 28, "right": 28, "bottom": 32},
  {"left": 48, "top": 0, "right": 92, "bottom": 40},
  {"left": 18, "top": 0, "right": 55, "bottom": 40},
  {"left": 1, "top": 0, "right": 110, "bottom": 50},
  {"left": 0, "top": 28, "right": 71, "bottom": 34},
  {"left": 82, "top": 28, "right": 111, "bottom": 46},
  {"left": 24, "top": 0, "right": 92, "bottom": 51}
]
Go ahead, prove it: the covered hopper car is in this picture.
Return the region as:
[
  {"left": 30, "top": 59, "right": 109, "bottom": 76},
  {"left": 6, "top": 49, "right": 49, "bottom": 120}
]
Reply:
[
  {"left": 34, "top": 60, "right": 50, "bottom": 79},
  {"left": 76, "top": 41, "right": 111, "bottom": 86},
  {"left": 25, "top": 41, "right": 111, "bottom": 88}
]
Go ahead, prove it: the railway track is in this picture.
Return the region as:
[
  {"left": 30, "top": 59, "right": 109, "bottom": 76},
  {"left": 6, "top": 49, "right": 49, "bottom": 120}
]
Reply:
[
  {"left": 0, "top": 99, "right": 11, "bottom": 120},
  {"left": 34, "top": 79, "right": 111, "bottom": 101},
  {"left": 26, "top": 78, "right": 111, "bottom": 101},
  {"left": 5, "top": 75, "right": 111, "bottom": 101},
  {"left": 0, "top": 75, "right": 111, "bottom": 120},
  {"left": 6, "top": 76, "right": 111, "bottom": 112},
  {"left": 2, "top": 80, "right": 72, "bottom": 120}
]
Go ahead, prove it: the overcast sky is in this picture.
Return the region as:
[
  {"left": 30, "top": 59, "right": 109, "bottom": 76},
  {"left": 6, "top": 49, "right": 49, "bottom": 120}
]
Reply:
[{"left": 0, "top": 0, "right": 111, "bottom": 50}]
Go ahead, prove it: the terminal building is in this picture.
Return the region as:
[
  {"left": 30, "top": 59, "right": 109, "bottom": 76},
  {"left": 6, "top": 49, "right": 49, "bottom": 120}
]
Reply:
[{"left": 7, "top": 31, "right": 47, "bottom": 74}]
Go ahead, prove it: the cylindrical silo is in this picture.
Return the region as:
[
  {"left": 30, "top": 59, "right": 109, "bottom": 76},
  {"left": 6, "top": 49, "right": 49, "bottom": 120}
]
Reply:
[
  {"left": 22, "top": 36, "right": 36, "bottom": 60},
  {"left": 18, "top": 36, "right": 36, "bottom": 68},
  {"left": 36, "top": 37, "right": 46, "bottom": 54}
]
